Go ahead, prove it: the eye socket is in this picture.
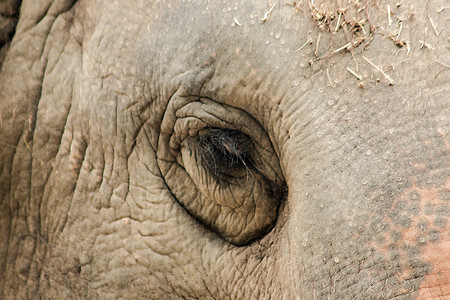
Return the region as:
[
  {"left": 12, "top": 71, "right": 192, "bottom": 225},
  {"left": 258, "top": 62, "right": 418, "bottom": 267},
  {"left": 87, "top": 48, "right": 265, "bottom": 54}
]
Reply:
[
  {"left": 198, "top": 128, "right": 256, "bottom": 179},
  {"left": 157, "top": 97, "right": 286, "bottom": 245}
]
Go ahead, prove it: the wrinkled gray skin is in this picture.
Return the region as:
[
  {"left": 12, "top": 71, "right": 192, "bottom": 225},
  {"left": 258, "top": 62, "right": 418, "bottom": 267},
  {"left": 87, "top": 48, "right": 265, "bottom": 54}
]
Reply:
[{"left": 1, "top": 0, "right": 449, "bottom": 299}]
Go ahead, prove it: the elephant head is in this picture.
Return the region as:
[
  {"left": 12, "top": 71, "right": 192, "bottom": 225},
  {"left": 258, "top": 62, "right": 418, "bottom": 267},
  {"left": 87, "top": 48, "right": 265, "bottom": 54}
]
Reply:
[{"left": 1, "top": 0, "right": 448, "bottom": 298}]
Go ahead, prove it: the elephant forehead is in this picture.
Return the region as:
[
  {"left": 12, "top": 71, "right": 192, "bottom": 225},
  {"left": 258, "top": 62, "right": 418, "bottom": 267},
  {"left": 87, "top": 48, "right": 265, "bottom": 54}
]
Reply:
[
  {"left": 81, "top": 0, "right": 447, "bottom": 126},
  {"left": 76, "top": 0, "right": 448, "bottom": 194}
]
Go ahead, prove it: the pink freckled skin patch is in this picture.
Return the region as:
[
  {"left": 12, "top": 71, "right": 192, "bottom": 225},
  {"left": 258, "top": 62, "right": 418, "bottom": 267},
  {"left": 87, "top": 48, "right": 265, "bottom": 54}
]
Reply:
[
  {"left": 417, "top": 237, "right": 450, "bottom": 299},
  {"left": 416, "top": 180, "right": 450, "bottom": 299},
  {"left": 372, "top": 177, "right": 450, "bottom": 298}
]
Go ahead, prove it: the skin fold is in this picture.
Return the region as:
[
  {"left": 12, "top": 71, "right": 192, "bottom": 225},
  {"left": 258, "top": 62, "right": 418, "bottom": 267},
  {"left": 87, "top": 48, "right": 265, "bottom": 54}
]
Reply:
[{"left": 0, "top": 0, "right": 448, "bottom": 299}]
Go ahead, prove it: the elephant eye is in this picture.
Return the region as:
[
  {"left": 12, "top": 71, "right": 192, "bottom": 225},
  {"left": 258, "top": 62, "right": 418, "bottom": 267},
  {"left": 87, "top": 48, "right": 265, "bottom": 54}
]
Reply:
[
  {"left": 157, "top": 97, "right": 286, "bottom": 246},
  {"left": 198, "top": 128, "right": 256, "bottom": 179}
]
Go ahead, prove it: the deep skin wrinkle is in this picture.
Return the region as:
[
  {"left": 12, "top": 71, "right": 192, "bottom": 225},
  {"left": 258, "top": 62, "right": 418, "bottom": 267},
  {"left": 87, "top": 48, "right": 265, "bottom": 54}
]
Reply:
[{"left": 0, "top": 0, "right": 448, "bottom": 299}]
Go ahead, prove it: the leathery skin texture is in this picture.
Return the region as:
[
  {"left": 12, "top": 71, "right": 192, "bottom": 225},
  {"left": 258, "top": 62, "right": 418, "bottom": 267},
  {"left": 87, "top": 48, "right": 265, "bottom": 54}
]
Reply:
[{"left": 0, "top": 0, "right": 448, "bottom": 299}]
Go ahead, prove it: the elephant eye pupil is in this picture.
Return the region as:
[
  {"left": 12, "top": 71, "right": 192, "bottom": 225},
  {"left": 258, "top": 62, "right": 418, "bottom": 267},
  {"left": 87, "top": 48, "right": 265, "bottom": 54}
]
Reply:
[{"left": 198, "top": 128, "right": 254, "bottom": 177}]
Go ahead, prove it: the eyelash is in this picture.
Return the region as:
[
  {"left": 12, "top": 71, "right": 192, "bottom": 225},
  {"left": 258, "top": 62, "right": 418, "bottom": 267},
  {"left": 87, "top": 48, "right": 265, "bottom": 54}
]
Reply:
[{"left": 197, "top": 128, "right": 256, "bottom": 179}]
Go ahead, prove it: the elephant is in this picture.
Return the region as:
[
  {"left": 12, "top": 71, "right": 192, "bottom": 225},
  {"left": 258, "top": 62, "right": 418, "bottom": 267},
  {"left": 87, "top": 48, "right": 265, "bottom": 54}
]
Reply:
[{"left": 0, "top": 0, "right": 449, "bottom": 298}]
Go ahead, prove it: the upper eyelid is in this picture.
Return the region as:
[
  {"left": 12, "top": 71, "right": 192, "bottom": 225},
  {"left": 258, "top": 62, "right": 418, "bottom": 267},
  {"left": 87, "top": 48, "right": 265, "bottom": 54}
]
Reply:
[
  {"left": 200, "top": 129, "right": 252, "bottom": 152},
  {"left": 165, "top": 98, "right": 284, "bottom": 182}
]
